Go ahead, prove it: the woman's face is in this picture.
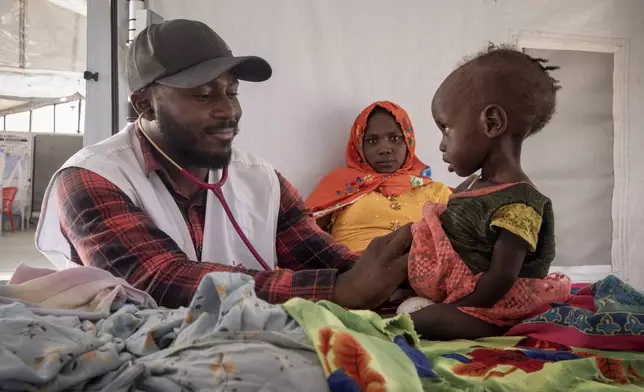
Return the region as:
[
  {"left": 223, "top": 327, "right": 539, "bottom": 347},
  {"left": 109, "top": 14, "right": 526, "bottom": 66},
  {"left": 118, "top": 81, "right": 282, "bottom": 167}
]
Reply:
[{"left": 362, "top": 111, "right": 408, "bottom": 173}]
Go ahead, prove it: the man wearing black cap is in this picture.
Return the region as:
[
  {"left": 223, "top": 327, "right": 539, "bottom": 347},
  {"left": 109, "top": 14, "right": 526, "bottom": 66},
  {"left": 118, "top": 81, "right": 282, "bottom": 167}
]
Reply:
[{"left": 36, "top": 19, "right": 411, "bottom": 310}]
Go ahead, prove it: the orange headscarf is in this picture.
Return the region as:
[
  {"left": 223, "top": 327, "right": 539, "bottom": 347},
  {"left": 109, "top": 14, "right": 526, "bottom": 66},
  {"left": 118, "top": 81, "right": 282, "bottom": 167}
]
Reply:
[{"left": 306, "top": 101, "right": 432, "bottom": 215}]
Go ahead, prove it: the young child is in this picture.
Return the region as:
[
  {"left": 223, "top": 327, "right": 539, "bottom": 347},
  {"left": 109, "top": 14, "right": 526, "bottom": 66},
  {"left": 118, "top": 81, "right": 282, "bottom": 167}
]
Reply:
[{"left": 399, "top": 45, "right": 571, "bottom": 340}]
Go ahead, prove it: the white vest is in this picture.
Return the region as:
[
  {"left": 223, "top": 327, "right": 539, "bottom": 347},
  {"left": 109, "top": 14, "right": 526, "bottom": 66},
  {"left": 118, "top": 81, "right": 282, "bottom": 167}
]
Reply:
[{"left": 36, "top": 124, "right": 280, "bottom": 271}]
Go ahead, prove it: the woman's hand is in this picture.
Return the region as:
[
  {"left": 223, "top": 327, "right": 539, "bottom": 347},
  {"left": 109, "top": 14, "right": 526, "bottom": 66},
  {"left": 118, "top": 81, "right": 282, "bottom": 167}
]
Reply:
[{"left": 332, "top": 224, "right": 412, "bottom": 309}]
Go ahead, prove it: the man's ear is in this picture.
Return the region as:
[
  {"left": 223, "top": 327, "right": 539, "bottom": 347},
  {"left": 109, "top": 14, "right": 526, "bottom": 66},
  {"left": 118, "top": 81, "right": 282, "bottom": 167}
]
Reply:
[
  {"left": 480, "top": 104, "right": 507, "bottom": 138},
  {"left": 130, "top": 90, "right": 155, "bottom": 121}
]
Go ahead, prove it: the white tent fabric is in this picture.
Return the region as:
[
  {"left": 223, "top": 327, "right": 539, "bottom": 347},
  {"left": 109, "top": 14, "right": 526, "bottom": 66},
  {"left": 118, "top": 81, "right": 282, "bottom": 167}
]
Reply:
[
  {"left": 0, "top": 68, "right": 84, "bottom": 100},
  {"left": 148, "top": 0, "right": 644, "bottom": 288},
  {"left": 0, "top": 0, "right": 85, "bottom": 113},
  {"left": 0, "top": 0, "right": 85, "bottom": 72},
  {"left": 47, "top": 0, "right": 86, "bottom": 16}
]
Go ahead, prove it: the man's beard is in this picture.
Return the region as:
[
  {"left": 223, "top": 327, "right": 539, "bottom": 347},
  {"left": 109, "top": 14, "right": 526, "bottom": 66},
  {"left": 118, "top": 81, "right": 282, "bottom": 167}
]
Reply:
[{"left": 156, "top": 108, "right": 236, "bottom": 170}]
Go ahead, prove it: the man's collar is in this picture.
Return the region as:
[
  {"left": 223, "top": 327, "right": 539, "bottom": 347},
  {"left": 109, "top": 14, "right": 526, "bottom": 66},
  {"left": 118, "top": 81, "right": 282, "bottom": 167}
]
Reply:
[{"left": 134, "top": 123, "right": 166, "bottom": 177}]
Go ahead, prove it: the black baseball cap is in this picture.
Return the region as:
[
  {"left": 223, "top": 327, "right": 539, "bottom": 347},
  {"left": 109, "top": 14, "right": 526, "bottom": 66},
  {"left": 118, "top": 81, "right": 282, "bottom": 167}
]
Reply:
[{"left": 126, "top": 19, "right": 272, "bottom": 93}]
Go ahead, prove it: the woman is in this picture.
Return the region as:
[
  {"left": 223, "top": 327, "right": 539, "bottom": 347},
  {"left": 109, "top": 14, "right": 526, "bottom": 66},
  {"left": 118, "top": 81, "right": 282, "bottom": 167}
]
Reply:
[{"left": 306, "top": 101, "right": 452, "bottom": 253}]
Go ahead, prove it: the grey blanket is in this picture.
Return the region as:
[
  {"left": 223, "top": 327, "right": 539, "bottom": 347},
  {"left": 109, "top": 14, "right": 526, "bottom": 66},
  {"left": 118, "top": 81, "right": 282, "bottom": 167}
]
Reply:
[{"left": 0, "top": 272, "right": 329, "bottom": 392}]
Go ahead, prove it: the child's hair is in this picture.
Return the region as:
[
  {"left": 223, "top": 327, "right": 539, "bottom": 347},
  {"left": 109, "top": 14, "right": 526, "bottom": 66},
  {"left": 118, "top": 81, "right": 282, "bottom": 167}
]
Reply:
[{"left": 457, "top": 43, "right": 561, "bottom": 137}]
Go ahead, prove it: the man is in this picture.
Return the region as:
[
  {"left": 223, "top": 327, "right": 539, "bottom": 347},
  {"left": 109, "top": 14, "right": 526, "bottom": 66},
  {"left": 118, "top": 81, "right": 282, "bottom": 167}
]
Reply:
[{"left": 36, "top": 19, "right": 411, "bottom": 309}]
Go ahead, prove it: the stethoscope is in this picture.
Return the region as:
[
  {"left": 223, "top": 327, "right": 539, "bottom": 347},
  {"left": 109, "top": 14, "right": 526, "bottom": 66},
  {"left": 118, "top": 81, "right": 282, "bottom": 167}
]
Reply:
[{"left": 137, "top": 115, "right": 272, "bottom": 271}]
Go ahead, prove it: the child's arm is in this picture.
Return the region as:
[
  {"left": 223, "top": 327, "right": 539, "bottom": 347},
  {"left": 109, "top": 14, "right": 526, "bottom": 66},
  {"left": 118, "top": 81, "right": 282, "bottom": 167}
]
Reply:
[{"left": 450, "top": 229, "right": 530, "bottom": 308}]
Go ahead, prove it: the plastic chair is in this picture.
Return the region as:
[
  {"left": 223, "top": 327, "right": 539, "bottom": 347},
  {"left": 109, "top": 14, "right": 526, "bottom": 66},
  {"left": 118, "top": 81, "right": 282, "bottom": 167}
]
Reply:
[{"left": 2, "top": 187, "right": 18, "bottom": 233}]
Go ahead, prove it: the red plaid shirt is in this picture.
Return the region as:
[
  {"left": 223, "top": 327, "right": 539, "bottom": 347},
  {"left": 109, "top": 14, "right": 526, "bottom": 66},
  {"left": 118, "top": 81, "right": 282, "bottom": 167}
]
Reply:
[{"left": 54, "top": 130, "right": 358, "bottom": 308}]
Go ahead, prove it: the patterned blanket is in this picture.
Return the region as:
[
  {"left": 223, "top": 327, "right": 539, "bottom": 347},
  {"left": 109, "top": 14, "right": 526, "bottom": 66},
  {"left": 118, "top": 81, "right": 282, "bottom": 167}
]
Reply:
[
  {"left": 420, "top": 336, "right": 644, "bottom": 391},
  {"left": 283, "top": 298, "right": 426, "bottom": 392},
  {"left": 3, "top": 267, "right": 642, "bottom": 391},
  {"left": 284, "top": 276, "right": 644, "bottom": 392},
  {"left": 507, "top": 275, "right": 644, "bottom": 351}
]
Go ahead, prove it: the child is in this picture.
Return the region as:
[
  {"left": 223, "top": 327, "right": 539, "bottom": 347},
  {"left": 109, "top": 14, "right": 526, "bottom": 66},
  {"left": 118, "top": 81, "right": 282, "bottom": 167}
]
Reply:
[{"left": 399, "top": 45, "right": 571, "bottom": 340}]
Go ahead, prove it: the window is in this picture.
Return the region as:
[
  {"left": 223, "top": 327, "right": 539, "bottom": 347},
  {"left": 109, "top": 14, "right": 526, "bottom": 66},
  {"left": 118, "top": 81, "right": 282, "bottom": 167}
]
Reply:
[
  {"left": 55, "top": 101, "right": 81, "bottom": 134},
  {"left": 31, "top": 105, "right": 55, "bottom": 133},
  {"left": 0, "top": 116, "right": 4, "bottom": 131},
  {"left": 5, "top": 111, "right": 30, "bottom": 132}
]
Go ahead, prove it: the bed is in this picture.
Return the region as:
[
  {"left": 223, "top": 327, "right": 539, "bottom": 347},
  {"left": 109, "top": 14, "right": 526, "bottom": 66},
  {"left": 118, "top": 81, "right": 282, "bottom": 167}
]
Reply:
[{"left": 0, "top": 264, "right": 642, "bottom": 391}]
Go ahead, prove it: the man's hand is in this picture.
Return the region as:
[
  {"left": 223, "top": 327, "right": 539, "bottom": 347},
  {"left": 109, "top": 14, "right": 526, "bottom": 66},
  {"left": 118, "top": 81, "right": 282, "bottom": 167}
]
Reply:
[{"left": 332, "top": 224, "right": 412, "bottom": 309}]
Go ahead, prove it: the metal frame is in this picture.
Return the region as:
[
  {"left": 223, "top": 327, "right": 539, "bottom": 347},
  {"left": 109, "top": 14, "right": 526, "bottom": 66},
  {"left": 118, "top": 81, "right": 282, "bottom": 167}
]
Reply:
[
  {"left": 83, "top": 0, "right": 114, "bottom": 146},
  {"left": 110, "top": 0, "right": 120, "bottom": 135},
  {"left": 18, "top": 0, "right": 26, "bottom": 69},
  {"left": 83, "top": 0, "right": 163, "bottom": 142},
  {"left": 0, "top": 100, "right": 84, "bottom": 134}
]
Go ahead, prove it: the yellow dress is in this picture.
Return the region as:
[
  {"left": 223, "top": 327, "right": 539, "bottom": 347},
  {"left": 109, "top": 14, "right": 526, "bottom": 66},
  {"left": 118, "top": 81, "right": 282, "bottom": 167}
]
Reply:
[{"left": 330, "top": 182, "right": 452, "bottom": 253}]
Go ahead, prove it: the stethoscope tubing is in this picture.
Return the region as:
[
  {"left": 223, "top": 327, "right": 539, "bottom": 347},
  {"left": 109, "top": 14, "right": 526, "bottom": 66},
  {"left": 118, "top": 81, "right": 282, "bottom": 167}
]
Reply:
[{"left": 137, "top": 115, "right": 272, "bottom": 271}]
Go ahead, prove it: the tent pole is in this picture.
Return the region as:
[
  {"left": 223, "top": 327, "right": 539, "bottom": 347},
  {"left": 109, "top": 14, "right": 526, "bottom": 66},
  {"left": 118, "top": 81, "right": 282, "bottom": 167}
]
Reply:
[
  {"left": 125, "top": 0, "right": 146, "bottom": 124},
  {"left": 18, "top": 0, "right": 26, "bottom": 68},
  {"left": 84, "top": 0, "right": 112, "bottom": 146},
  {"left": 110, "top": 0, "right": 119, "bottom": 135}
]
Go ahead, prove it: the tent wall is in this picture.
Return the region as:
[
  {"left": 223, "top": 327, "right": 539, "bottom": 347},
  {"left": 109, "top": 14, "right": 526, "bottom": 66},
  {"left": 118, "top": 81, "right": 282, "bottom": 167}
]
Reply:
[
  {"left": 147, "top": 0, "right": 643, "bottom": 190},
  {"left": 146, "top": 0, "right": 644, "bottom": 287}
]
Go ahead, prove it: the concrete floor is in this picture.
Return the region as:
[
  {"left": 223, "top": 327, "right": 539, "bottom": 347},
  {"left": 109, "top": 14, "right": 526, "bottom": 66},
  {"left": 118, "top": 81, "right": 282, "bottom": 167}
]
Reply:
[{"left": 0, "top": 226, "right": 54, "bottom": 280}]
